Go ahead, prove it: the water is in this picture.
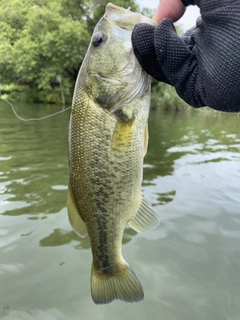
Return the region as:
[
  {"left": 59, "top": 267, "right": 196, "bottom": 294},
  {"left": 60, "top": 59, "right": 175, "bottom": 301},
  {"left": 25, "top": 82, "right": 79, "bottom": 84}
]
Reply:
[{"left": 0, "top": 101, "right": 240, "bottom": 320}]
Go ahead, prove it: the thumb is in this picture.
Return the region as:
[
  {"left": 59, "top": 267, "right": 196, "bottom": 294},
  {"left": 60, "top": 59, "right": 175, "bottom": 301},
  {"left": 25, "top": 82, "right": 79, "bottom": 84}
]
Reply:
[
  {"left": 153, "top": 0, "right": 186, "bottom": 22},
  {"left": 155, "top": 19, "right": 204, "bottom": 107}
]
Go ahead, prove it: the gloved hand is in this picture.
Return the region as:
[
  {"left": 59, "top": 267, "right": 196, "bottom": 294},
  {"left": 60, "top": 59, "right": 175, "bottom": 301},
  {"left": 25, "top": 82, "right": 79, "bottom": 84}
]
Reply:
[{"left": 132, "top": 0, "right": 240, "bottom": 112}]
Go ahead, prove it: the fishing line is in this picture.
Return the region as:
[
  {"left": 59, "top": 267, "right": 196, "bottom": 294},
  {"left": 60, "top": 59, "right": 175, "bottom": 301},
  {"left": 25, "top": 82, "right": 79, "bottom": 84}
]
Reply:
[{"left": 0, "top": 91, "right": 72, "bottom": 122}]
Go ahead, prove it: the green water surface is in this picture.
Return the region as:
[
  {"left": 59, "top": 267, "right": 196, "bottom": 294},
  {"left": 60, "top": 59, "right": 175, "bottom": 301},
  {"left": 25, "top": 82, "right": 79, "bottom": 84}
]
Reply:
[{"left": 0, "top": 101, "right": 240, "bottom": 320}]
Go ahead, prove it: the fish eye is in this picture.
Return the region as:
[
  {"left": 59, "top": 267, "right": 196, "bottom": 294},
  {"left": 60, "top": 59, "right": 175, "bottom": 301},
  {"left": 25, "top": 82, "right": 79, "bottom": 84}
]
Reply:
[{"left": 92, "top": 32, "right": 106, "bottom": 47}]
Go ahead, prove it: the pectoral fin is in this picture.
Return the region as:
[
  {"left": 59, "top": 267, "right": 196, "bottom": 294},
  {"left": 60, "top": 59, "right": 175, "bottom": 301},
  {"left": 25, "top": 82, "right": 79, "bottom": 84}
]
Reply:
[
  {"left": 67, "top": 183, "right": 88, "bottom": 237},
  {"left": 128, "top": 193, "right": 160, "bottom": 232}
]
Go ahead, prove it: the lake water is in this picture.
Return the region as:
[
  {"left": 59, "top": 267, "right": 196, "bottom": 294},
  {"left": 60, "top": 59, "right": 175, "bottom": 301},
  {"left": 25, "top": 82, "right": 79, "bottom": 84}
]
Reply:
[{"left": 0, "top": 101, "right": 240, "bottom": 320}]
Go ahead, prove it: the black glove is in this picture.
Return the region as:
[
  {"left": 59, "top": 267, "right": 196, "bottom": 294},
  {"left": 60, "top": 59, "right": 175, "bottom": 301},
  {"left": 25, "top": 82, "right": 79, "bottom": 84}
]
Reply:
[{"left": 132, "top": 0, "right": 240, "bottom": 112}]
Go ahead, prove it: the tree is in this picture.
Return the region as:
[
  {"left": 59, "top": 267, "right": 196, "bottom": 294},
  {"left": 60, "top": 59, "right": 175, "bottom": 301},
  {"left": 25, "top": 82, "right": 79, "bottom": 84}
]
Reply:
[{"left": 0, "top": 0, "right": 138, "bottom": 103}]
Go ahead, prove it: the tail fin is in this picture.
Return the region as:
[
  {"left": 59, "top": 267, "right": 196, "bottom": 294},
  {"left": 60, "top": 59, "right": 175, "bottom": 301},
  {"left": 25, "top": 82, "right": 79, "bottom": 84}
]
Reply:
[{"left": 91, "top": 261, "right": 144, "bottom": 304}]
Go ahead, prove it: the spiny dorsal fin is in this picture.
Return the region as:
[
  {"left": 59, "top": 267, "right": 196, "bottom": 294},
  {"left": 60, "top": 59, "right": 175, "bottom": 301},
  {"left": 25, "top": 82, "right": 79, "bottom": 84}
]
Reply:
[
  {"left": 128, "top": 193, "right": 160, "bottom": 232},
  {"left": 67, "top": 182, "right": 88, "bottom": 237}
]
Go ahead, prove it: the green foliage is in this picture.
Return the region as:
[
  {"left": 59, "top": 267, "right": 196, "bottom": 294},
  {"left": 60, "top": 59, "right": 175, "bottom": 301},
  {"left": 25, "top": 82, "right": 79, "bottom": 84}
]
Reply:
[
  {"left": 0, "top": 0, "right": 185, "bottom": 109},
  {"left": 151, "top": 80, "right": 188, "bottom": 111},
  {"left": 0, "top": 0, "right": 138, "bottom": 103},
  {"left": 0, "top": 0, "right": 89, "bottom": 102}
]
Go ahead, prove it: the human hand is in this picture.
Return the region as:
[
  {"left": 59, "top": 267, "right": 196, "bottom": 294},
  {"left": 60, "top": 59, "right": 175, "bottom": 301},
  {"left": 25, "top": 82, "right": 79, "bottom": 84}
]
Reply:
[
  {"left": 153, "top": 0, "right": 186, "bottom": 22},
  {"left": 132, "top": 0, "right": 240, "bottom": 112}
]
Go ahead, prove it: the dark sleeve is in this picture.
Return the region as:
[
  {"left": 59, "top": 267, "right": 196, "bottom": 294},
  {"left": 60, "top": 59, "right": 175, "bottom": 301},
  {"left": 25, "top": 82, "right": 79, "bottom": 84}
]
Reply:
[
  {"left": 132, "top": 0, "right": 240, "bottom": 112},
  {"left": 181, "top": 0, "right": 197, "bottom": 6}
]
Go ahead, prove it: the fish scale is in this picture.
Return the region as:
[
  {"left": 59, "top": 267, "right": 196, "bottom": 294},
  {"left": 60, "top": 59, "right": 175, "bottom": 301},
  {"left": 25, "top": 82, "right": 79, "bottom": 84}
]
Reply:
[{"left": 67, "top": 3, "right": 160, "bottom": 304}]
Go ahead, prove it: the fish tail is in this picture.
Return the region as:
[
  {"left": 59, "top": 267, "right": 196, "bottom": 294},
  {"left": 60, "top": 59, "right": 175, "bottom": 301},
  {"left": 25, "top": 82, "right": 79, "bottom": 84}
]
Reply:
[{"left": 91, "top": 261, "right": 144, "bottom": 304}]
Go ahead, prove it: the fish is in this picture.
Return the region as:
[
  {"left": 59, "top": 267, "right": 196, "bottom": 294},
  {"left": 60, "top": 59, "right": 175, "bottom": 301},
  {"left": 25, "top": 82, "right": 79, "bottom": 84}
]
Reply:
[{"left": 67, "top": 2, "right": 160, "bottom": 304}]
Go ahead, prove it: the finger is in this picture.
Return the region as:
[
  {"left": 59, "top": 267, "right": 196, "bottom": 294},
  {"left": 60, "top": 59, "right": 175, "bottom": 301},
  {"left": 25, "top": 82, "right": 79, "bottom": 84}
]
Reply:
[{"left": 153, "top": 0, "right": 186, "bottom": 22}]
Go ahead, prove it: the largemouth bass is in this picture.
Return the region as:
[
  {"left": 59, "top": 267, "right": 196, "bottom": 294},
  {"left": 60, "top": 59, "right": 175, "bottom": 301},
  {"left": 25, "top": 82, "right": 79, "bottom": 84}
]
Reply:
[{"left": 67, "top": 3, "right": 160, "bottom": 304}]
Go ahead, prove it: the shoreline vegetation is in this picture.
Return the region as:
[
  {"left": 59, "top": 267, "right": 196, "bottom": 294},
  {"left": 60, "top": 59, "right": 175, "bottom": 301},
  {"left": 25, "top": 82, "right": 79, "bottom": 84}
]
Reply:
[
  {"left": 0, "top": 81, "right": 188, "bottom": 111},
  {"left": 0, "top": 0, "right": 187, "bottom": 110}
]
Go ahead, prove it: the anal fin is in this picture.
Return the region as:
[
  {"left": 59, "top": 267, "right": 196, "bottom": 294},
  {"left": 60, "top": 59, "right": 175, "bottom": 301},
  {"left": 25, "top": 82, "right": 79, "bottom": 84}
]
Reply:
[
  {"left": 67, "top": 182, "right": 88, "bottom": 237},
  {"left": 128, "top": 193, "right": 160, "bottom": 232}
]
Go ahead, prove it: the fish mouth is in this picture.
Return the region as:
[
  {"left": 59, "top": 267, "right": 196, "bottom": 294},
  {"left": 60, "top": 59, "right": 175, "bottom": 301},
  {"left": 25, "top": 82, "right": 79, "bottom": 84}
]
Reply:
[{"left": 105, "top": 3, "right": 158, "bottom": 28}]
